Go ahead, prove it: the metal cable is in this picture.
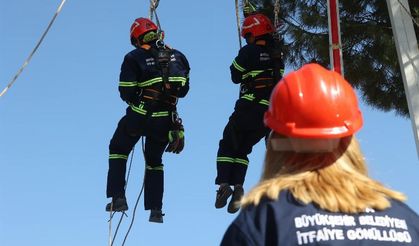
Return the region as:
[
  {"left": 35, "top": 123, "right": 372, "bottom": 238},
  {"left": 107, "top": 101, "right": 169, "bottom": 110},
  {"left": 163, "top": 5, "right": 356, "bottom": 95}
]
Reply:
[{"left": 0, "top": 0, "right": 67, "bottom": 98}]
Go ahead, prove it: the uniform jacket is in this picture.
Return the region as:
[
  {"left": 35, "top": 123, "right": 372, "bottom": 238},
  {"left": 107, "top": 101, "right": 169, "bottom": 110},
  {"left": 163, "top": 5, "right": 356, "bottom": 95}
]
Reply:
[
  {"left": 221, "top": 190, "right": 419, "bottom": 246},
  {"left": 230, "top": 41, "right": 277, "bottom": 104},
  {"left": 118, "top": 43, "right": 190, "bottom": 108}
]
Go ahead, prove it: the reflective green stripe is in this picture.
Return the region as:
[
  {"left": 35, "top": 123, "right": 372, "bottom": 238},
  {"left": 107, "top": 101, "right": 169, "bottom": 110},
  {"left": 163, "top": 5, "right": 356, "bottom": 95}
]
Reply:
[
  {"left": 217, "top": 156, "right": 249, "bottom": 166},
  {"left": 168, "top": 77, "right": 187, "bottom": 86},
  {"left": 109, "top": 154, "right": 128, "bottom": 160},
  {"left": 119, "top": 81, "right": 138, "bottom": 87},
  {"left": 146, "top": 165, "right": 164, "bottom": 171},
  {"left": 232, "top": 60, "right": 246, "bottom": 72},
  {"left": 280, "top": 69, "right": 285, "bottom": 76},
  {"left": 242, "top": 69, "right": 273, "bottom": 80},
  {"left": 130, "top": 104, "right": 147, "bottom": 115},
  {"left": 130, "top": 103, "right": 168, "bottom": 117},
  {"left": 151, "top": 111, "right": 169, "bottom": 117},
  {"left": 138, "top": 77, "right": 163, "bottom": 87},
  {"left": 241, "top": 94, "right": 255, "bottom": 101},
  {"left": 217, "top": 157, "right": 235, "bottom": 163},
  {"left": 242, "top": 70, "right": 264, "bottom": 80},
  {"left": 235, "top": 158, "right": 249, "bottom": 166},
  {"left": 138, "top": 76, "right": 187, "bottom": 88},
  {"left": 259, "top": 99, "right": 270, "bottom": 106}
]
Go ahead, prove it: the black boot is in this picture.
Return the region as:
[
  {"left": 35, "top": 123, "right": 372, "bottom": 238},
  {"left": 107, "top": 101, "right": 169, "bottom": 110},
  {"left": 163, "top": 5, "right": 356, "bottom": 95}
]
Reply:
[
  {"left": 228, "top": 185, "right": 244, "bottom": 214},
  {"left": 106, "top": 196, "right": 128, "bottom": 212},
  {"left": 149, "top": 208, "right": 164, "bottom": 223},
  {"left": 215, "top": 183, "right": 233, "bottom": 209}
]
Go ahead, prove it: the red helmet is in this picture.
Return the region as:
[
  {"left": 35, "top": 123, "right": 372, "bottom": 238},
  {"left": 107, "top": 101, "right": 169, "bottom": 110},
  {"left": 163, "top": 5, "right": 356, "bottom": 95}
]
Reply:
[
  {"left": 264, "top": 63, "right": 363, "bottom": 139},
  {"left": 130, "top": 18, "right": 158, "bottom": 40},
  {"left": 241, "top": 14, "right": 274, "bottom": 38}
]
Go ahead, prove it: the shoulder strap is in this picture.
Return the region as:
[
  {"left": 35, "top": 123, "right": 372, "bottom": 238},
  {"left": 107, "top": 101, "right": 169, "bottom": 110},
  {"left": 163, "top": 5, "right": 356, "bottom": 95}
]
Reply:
[{"left": 148, "top": 45, "right": 173, "bottom": 93}]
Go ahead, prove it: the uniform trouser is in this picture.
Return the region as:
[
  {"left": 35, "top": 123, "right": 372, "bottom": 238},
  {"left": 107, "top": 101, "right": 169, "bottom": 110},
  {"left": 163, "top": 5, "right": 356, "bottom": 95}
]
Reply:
[
  {"left": 106, "top": 106, "right": 171, "bottom": 210},
  {"left": 216, "top": 99, "right": 270, "bottom": 186}
]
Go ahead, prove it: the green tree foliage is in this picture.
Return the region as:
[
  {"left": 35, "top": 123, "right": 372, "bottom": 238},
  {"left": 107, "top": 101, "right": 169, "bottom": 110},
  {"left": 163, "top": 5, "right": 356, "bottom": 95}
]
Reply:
[{"left": 245, "top": 0, "right": 418, "bottom": 117}]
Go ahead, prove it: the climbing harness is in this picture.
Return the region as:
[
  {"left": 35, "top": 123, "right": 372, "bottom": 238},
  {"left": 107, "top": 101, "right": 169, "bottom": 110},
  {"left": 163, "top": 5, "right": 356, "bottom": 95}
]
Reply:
[{"left": 0, "top": 0, "right": 67, "bottom": 98}]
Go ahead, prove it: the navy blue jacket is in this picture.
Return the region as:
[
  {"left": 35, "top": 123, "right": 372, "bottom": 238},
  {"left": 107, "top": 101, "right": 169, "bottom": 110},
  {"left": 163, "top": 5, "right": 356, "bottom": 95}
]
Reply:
[
  {"left": 230, "top": 41, "right": 277, "bottom": 103},
  {"left": 221, "top": 190, "right": 419, "bottom": 246},
  {"left": 118, "top": 43, "right": 190, "bottom": 106}
]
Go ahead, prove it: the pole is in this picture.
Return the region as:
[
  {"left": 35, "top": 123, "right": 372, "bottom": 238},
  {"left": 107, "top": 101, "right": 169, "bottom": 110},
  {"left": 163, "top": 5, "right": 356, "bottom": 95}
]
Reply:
[
  {"left": 386, "top": 0, "right": 419, "bottom": 159},
  {"left": 327, "top": 0, "right": 344, "bottom": 75}
]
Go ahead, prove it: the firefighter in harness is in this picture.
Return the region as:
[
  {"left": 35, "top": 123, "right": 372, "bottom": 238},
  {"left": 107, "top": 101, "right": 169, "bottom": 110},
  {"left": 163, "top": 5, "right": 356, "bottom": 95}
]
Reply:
[
  {"left": 215, "top": 13, "right": 284, "bottom": 214},
  {"left": 105, "top": 17, "right": 190, "bottom": 223}
]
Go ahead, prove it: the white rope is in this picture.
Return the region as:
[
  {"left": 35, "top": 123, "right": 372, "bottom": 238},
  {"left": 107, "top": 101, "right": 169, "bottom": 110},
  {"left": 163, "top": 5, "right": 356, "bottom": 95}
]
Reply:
[
  {"left": 0, "top": 0, "right": 67, "bottom": 98},
  {"left": 149, "top": 0, "right": 159, "bottom": 21},
  {"left": 108, "top": 205, "right": 113, "bottom": 246},
  {"left": 274, "top": 0, "right": 281, "bottom": 31},
  {"left": 235, "top": 0, "right": 242, "bottom": 48}
]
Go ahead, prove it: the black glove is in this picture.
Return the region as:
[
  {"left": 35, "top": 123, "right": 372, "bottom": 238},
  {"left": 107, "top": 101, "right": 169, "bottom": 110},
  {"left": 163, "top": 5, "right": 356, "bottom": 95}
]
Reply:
[{"left": 165, "top": 116, "right": 185, "bottom": 154}]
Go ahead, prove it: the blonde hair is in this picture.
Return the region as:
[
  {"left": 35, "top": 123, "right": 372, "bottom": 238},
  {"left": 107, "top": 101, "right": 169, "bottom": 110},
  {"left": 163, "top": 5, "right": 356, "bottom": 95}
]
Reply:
[{"left": 241, "top": 136, "right": 406, "bottom": 213}]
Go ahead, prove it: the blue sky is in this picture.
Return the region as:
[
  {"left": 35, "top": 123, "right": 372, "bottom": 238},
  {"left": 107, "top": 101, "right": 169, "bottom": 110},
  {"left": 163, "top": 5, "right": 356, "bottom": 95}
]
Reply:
[{"left": 1, "top": 1, "right": 418, "bottom": 245}]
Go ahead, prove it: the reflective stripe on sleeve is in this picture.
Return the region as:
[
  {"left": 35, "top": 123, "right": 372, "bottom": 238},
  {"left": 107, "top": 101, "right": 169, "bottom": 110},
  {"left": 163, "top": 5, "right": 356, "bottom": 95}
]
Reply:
[
  {"left": 232, "top": 60, "right": 246, "bottom": 72},
  {"left": 119, "top": 81, "right": 138, "bottom": 87}
]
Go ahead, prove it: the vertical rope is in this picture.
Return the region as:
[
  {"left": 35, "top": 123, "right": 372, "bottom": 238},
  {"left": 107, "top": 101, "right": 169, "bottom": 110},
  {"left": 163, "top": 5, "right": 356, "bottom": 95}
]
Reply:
[
  {"left": 121, "top": 137, "right": 147, "bottom": 246},
  {"left": 396, "top": 0, "right": 419, "bottom": 27},
  {"left": 149, "top": 0, "right": 160, "bottom": 22},
  {"left": 0, "top": 0, "right": 67, "bottom": 98},
  {"left": 107, "top": 144, "right": 137, "bottom": 245},
  {"left": 235, "top": 0, "right": 243, "bottom": 48},
  {"left": 274, "top": 0, "right": 281, "bottom": 31},
  {"left": 108, "top": 205, "right": 113, "bottom": 246}
]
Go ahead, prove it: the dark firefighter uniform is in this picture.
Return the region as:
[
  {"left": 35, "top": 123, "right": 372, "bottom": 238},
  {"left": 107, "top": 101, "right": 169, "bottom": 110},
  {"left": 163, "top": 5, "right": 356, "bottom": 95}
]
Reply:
[
  {"left": 106, "top": 43, "right": 190, "bottom": 210},
  {"left": 215, "top": 40, "right": 284, "bottom": 186},
  {"left": 221, "top": 190, "right": 419, "bottom": 246}
]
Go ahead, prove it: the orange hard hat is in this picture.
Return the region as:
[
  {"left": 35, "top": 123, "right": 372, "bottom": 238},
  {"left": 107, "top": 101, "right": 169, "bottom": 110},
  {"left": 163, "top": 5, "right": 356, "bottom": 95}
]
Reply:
[
  {"left": 241, "top": 14, "right": 274, "bottom": 38},
  {"left": 264, "top": 63, "right": 363, "bottom": 139}
]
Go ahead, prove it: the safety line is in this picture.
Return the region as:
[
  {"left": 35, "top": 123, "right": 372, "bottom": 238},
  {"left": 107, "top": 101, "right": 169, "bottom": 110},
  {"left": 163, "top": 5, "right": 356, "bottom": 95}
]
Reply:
[
  {"left": 0, "top": 0, "right": 67, "bottom": 98},
  {"left": 274, "top": 0, "right": 281, "bottom": 30},
  {"left": 108, "top": 137, "right": 148, "bottom": 245},
  {"left": 149, "top": 0, "right": 160, "bottom": 20},
  {"left": 235, "top": 0, "right": 242, "bottom": 48},
  {"left": 396, "top": 0, "right": 419, "bottom": 27},
  {"left": 108, "top": 146, "right": 136, "bottom": 246},
  {"left": 108, "top": 204, "right": 113, "bottom": 246},
  {"left": 109, "top": 212, "right": 125, "bottom": 246},
  {"left": 121, "top": 138, "right": 146, "bottom": 246}
]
